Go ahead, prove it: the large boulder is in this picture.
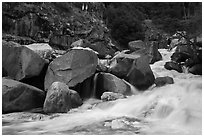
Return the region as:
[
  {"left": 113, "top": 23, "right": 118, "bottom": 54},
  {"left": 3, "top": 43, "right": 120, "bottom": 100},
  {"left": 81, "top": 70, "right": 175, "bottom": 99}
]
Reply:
[
  {"left": 126, "top": 55, "right": 155, "bottom": 90},
  {"left": 109, "top": 57, "right": 133, "bottom": 78},
  {"left": 129, "top": 41, "right": 162, "bottom": 64},
  {"left": 2, "top": 40, "right": 47, "bottom": 80},
  {"left": 87, "top": 41, "right": 116, "bottom": 59},
  {"left": 109, "top": 52, "right": 155, "bottom": 90},
  {"left": 155, "top": 76, "right": 174, "bottom": 87},
  {"left": 164, "top": 61, "right": 183, "bottom": 73},
  {"left": 101, "top": 92, "right": 125, "bottom": 101},
  {"left": 171, "top": 52, "right": 191, "bottom": 63},
  {"left": 2, "top": 78, "right": 45, "bottom": 113},
  {"left": 19, "top": 63, "right": 49, "bottom": 91},
  {"left": 23, "top": 43, "right": 53, "bottom": 59},
  {"left": 148, "top": 41, "right": 162, "bottom": 64},
  {"left": 169, "top": 42, "right": 202, "bottom": 75},
  {"left": 43, "top": 82, "right": 72, "bottom": 113},
  {"left": 170, "top": 44, "right": 199, "bottom": 65},
  {"left": 44, "top": 48, "right": 98, "bottom": 91},
  {"left": 109, "top": 52, "right": 138, "bottom": 78},
  {"left": 71, "top": 39, "right": 116, "bottom": 59},
  {"left": 175, "top": 44, "right": 194, "bottom": 57},
  {"left": 189, "top": 64, "right": 202, "bottom": 75},
  {"left": 72, "top": 75, "right": 95, "bottom": 99},
  {"left": 95, "top": 72, "right": 131, "bottom": 98},
  {"left": 70, "top": 89, "right": 83, "bottom": 108},
  {"left": 2, "top": 40, "right": 21, "bottom": 47},
  {"left": 128, "top": 40, "right": 145, "bottom": 51}
]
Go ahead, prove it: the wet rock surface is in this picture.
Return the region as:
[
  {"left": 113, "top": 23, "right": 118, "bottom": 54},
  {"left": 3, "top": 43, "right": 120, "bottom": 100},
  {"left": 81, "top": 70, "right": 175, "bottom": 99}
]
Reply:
[
  {"left": 101, "top": 92, "right": 125, "bottom": 101},
  {"left": 2, "top": 2, "right": 202, "bottom": 135},
  {"left": 148, "top": 41, "right": 162, "bottom": 64},
  {"left": 155, "top": 76, "right": 174, "bottom": 87},
  {"left": 126, "top": 55, "right": 155, "bottom": 90},
  {"left": 2, "top": 40, "right": 47, "bottom": 81},
  {"left": 164, "top": 61, "right": 183, "bottom": 73},
  {"left": 23, "top": 43, "right": 53, "bottom": 59},
  {"left": 2, "top": 78, "right": 45, "bottom": 113},
  {"left": 44, "top": 49, "right": 98, "bottom": 91},
  {"left": 165, "top": 42, "right": 202, "bottom": 75},
  {"left": 70, "top": 89, "right": 83, "bottom": 108},
  {"left": 43, "top": 82, "right": 72, "bottom": 113},
  {"left": 95, "top": 72, "right": 131, "bottom": 98}
]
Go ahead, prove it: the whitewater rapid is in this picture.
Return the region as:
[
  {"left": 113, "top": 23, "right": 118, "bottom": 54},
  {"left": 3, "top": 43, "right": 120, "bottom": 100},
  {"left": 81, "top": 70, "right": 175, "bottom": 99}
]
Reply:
[{"left": 2, "top": 49, "right": 202, "bottom": 135}]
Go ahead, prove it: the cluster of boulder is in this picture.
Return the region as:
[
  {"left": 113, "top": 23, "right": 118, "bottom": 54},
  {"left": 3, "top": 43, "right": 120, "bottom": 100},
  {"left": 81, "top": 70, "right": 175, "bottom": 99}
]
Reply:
[
  {"left": 164, "top": 34, "right": 202, "bottom": 75},
  {"left": 2, "top": 36, "right": 169, "bottom": 114},
  {"left": 2, "top": 3, "right": 185, "bottom": 115}
]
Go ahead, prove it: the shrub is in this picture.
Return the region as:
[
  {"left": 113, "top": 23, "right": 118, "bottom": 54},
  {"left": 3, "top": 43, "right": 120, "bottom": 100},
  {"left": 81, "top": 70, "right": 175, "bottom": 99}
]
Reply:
[{"left": 104, "top": 3, "right": 146, "bottom": 48}]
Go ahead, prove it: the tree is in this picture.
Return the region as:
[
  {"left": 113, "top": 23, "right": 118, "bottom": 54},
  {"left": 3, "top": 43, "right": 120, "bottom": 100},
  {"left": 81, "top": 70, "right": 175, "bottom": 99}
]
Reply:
[{"left": 104, "top": 3, "right": 146, "bottom": 48}]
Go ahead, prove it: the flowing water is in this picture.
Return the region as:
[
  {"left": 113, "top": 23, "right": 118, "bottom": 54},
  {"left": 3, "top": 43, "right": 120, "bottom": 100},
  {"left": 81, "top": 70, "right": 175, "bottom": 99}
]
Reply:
[{"left": 2, "top": 49, "right": 202, "bottom": 135}]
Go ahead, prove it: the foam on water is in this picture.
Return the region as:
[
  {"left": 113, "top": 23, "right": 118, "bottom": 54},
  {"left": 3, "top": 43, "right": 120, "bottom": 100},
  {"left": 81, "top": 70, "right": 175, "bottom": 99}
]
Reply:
[{"left": 2, "top": 49, "right": 202, "bottom": 135}]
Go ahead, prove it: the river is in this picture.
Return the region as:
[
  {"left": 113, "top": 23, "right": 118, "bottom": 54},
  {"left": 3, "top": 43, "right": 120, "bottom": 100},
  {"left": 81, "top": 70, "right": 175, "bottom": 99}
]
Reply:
[{"left": 2, "top": 48, "right": 202, "bottom": 135}]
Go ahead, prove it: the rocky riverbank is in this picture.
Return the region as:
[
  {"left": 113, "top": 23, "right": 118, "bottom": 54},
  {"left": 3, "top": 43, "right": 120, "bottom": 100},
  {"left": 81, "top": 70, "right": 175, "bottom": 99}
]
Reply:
[{"left": 2, "top": 2, "right": 202, "bottom": 135}]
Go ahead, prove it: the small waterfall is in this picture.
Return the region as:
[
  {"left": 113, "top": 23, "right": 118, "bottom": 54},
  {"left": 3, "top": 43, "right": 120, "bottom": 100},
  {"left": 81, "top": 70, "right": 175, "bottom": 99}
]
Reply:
[
  {"left": 91, "top": 73, "right": 99, "bottom": 98},
  {"left": 2, "top": 49, "right": 202, "bottom": 135},
  {"left": 2, "top": 77, "right": 202, "bottom": 135},
  {"left": 122, "top": 79, "right": 140, "bottom": 95},
  {"left": 182, "top": 65, "right": 189, "bottom": 74}
]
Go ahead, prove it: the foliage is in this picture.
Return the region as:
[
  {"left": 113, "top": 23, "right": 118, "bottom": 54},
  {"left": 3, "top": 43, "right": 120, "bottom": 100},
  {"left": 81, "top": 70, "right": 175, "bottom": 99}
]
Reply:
[
  {"left": 104, "top": 3, "right": 146, "bottom": 48},
  {"left": 149, "top": 2, "right": 202, "bottom": 36},
  {"left": 2, "top": 2, "right": 202, "bottom": 48},
  {"left": 103, "top": 2, "right": 202, "bottom": 48}
]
